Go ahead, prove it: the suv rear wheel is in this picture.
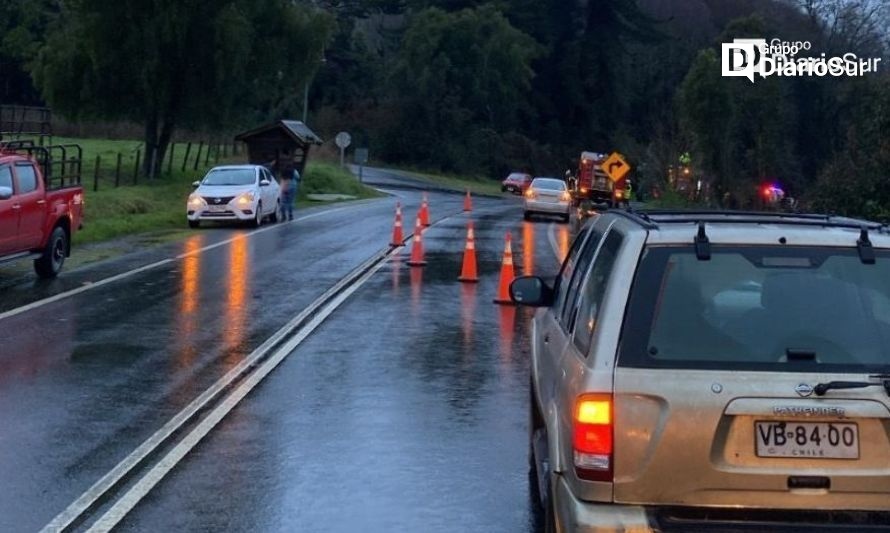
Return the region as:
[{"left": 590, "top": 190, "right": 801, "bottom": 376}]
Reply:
[{"left": 529, "top": 380, "right": 556, "bottom": 532}]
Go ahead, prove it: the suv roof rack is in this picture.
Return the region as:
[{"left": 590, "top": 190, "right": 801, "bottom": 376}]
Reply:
[{"left": 607, "top": 208, "right": 883, "bottom": 231}]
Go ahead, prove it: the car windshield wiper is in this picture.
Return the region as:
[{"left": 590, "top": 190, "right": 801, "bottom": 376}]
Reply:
[{"left": 814, "top": 375, "right": 890, "bottom": 397}]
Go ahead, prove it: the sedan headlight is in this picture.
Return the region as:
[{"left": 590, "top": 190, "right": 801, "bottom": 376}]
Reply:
[
  {"left": 188, "top": 194, "right": 206, "bottom": 208},
  {"left": 235, "top": 192, "right": 255, "bottom": 206}
]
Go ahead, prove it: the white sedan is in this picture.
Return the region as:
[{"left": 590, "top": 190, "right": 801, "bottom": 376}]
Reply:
[
  {"left": 524, "top": 177, "right": 572, "bottom": 223},
  {"left": 187, "top": 165, "right": 281, "bottom": 228}
]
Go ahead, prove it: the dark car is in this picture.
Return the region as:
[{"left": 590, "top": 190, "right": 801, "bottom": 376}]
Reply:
[{"left": 501, "top": 172, "right": 532, "bottom": 194}]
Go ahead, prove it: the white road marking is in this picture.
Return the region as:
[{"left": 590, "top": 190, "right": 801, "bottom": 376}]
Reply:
[
  {"left": 0, "top": 203, "right": 370, "bottom": 323},
  {"left": 547, "top": 222, "right": 561, "bottom": 262},
  {"left": 85, "top": 253, "right": 390, "bottom": 532}
]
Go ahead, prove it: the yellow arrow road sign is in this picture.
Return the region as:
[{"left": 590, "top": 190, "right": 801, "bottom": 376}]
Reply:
[{"left": 602, "top": 152, "right": 631, "bottom": 182}]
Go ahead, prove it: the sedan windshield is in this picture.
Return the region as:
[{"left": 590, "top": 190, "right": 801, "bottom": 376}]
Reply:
[
  {"left": 201, "top": 168, "right": 256, "bottom": 186},
  {"left": 620, "top": 245, "right": 890, "bottom": 373},
  {"left": 531, "top": 178, "right": 565, "bottom": 190}
]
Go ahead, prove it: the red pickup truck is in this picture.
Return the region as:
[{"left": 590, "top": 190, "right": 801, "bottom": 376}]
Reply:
[{"left": 0, "top": 142, "right": 84, "bottom": 278}]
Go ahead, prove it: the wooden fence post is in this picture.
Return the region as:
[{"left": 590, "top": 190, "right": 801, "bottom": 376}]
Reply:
[
  {"left": 149, "top": 147, "right": 158, "bottom": 180},
  {"left": 181, "top": 142, "right": 192, "bottom": 173},
  {"left": 167, "top": 143, "right": 176, "bottom": 176},
  {"left": 193, "top": 142, "right": 204, "bottom": 171},
  {"left": 93, "top": 155, "right": 101, "bottom": 192},
  {"left": 133, "top": 149, "right": 141, "bottom": 185},
  {"left": 115, "top": 153, "right": 122, "bottom": 187}
]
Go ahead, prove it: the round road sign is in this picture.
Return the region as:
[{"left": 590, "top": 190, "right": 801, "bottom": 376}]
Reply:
[{"left": 335, "top": 131, "right": 352, "bottom": 149}]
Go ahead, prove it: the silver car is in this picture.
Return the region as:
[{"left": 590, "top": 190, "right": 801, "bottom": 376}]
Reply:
[
  {"left": 511, "top": 210, "right": 890, "bottom": 532},
  {"left": 524, "top": 177, "right": 571, "bottom": 223}
]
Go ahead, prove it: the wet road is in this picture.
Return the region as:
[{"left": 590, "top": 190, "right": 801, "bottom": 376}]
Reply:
[{"left": 0, "top": 168, "right": 572, "bottom": 532}]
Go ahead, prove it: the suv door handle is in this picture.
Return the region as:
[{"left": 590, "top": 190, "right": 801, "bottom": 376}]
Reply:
[
  {"left": 544, "top": 333, "right": 550, "bottom": 343},
  {"left": 36, "top": 199, "right": 46, "bottom": 205},
  {"left": 12, "top": 204, "right": 21, "bottom": 210}
]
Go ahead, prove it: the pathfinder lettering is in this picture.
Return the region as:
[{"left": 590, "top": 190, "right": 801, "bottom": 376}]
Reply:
[{"left": 772, "top": 406, "right": 845, "bottom": 417}]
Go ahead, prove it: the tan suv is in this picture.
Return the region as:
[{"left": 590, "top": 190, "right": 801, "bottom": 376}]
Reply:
[{"left": 510, "top": 210, "right": 890, "bottom": 532}]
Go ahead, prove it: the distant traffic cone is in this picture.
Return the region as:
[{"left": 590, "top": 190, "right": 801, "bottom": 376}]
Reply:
[
  {"left": 420, "top": 192, "right": 431, "bottom": 227},
  {"left": 458, "top": 220, "right": 479, "bottom": 283},
  {"left": 390, "top": 202, "right": 404, "bottom": 247},
  {"left": 407, "top": 215, "right": 427, "bottom": 267},
  {"left": 463, "top": 190, "right": 473, "bottom": 212},
  {"left": 493, "top": 231, "right": 516, "bottom": 304}
]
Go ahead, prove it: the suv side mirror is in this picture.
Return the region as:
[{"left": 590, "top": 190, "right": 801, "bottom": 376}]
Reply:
[
  {"left": 192, "top": 180, "right": 201, "bottom": 188},
  {"left": 260, "top": 179, "right": 270, "bottom": 187},
  {"left": 510, "top": 276, "right": 554, "bottom": 307},
  {"left": 0, "top": 186, "right": 12, "bottom": 200}
]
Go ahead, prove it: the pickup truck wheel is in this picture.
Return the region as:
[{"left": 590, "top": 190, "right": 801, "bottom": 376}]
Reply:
[
  {"left": 34, "top": 226, "right": 67, "bottom": 279},
  {"left": 188, "top": 220, "right": 200, "bottom": 229}
]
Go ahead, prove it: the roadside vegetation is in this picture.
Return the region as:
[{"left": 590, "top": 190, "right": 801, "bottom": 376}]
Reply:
[
  {"left": 301, "top": 161, "right": 381, "bottom": 200},
  {"left": 74, "top": 160, "right": 378, "bottom": 245},
  {"left": 387, "top": 168, "right": 505, "bottom": 197}
]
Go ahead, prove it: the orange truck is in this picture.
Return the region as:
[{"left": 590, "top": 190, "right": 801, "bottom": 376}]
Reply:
[{"left": 0, "top": 141, "right": 84, "bottom": 278}]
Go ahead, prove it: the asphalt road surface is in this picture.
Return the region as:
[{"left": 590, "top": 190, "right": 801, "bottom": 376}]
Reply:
[{"left": 0, "top": 168, "right": 572, "bottom": 532}]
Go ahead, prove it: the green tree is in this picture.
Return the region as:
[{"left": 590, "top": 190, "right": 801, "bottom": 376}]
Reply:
[
  {"left": 30, "top": 0, "right": 332, "bottom": 176},
  {"left": 387, "top": 4, "right": 540, "bottom": 171},
  {"left": 678, "top": 49, "right": 731, "bottom": 190},
  {"left": 0, "top": 0, "right": 55, "bottom": 104}
]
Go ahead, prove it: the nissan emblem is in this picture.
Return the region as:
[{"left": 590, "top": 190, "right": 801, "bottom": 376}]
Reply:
[{"left": 795, "top": 383, "right": 814, "bottom": 397}]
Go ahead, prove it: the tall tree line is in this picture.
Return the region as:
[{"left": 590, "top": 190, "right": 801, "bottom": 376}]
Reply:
[{"left": 1, "top": 0, "right": 888, "bottom": 215}]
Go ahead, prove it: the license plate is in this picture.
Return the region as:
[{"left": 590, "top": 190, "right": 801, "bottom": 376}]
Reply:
[
  {"left": 755, "top": 421, "right": 859, "bottom": 459},
  {"left": 208, "top": 205, "right": 227, "bottom": 212}
]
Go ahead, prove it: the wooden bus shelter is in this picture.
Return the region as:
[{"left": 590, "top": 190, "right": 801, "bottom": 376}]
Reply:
[{"left": 234, "top": 120, "right": 323, "bottom": 177}]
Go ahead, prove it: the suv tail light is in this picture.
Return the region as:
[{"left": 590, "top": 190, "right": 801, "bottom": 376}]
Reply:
[{"left": 573, "top": 394, "right": 613, "bottom": 481}]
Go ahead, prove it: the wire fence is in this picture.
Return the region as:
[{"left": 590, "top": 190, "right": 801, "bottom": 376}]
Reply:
[{"left": 88, "top": 141, "right": 244, "bottom": 192}]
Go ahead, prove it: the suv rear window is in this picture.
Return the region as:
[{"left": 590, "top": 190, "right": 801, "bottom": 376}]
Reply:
[{"left": 619, "top": 245, "right": 890, "bottom": 373}]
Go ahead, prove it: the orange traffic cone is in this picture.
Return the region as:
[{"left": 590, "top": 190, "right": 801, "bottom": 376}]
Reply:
[
  {"left": 390, "top": 202, "right": 404, "bottom": 247},
  {"left": 407, "top": 215, "right": 427, "bottom": 267},
  {"left": 458, "top": 220, "right": 479, "bottom": 283},
  {"left": 463, "top": 190, "right": 473, "bottom": 212},
  {"left": 420, "top": 192, "right": 431, "bottom": 227},
  {"left": 493, "top": 231, "right": 516, "bottom": 304}
]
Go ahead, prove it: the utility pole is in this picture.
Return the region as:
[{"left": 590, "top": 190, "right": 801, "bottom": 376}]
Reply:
[{"left": 302, "top": 81, "right": 309, "bottom": 123}]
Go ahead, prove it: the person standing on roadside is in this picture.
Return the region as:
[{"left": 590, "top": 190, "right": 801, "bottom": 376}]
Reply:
[{"left": 280, "top": 168, "right": 295, "bottom": 221}]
